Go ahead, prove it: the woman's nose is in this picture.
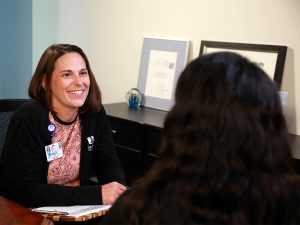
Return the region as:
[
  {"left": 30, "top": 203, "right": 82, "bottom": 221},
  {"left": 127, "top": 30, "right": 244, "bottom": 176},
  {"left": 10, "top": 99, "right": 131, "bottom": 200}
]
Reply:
[{"left": 74, "top": 74, "right": 83, "bottom": 85}]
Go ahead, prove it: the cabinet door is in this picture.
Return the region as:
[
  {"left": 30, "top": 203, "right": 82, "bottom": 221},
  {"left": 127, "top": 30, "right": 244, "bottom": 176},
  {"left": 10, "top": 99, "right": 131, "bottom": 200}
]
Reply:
[
  {"left": 144, "top": 126, "right": 162, "bottom": 172},
  {"left": 115, "top": 146, "right": 143, "bottom": 185},
  {"left": 108, "top": 117, "right": 144, "bottom": 185}
]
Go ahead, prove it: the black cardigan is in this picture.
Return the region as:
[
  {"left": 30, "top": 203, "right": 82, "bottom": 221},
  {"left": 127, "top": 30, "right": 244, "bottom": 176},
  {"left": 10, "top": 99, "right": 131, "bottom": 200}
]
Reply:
[{"left": 0, "top": 100, "right": 125, "bottom": 208}]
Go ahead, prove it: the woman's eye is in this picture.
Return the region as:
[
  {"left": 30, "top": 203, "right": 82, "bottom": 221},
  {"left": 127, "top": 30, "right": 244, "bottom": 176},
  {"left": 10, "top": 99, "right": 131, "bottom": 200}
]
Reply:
[
  {"left": 62, "top": 73, "right": 71, "bottom": 77},
  {"left": 80, "top": 71, "right": 88, "bottom": 76}
]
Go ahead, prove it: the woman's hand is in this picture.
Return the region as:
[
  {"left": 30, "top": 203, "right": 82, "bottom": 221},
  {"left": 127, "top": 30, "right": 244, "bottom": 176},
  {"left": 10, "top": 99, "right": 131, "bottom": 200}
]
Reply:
[{"left": 101, "top": 181, "right": 127, "bottom": 205}]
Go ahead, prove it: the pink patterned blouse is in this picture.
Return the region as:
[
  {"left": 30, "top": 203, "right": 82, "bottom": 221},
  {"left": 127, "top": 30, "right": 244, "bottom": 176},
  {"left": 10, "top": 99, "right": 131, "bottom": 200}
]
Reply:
[{"left": 47, "top": 112, "right": 81, "bottom": 187}]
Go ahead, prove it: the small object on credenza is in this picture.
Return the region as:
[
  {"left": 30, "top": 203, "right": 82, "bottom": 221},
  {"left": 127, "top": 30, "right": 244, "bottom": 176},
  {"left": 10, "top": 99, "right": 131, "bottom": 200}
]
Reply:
[{"left": 125, "top": 88, "right": 143, "bottom": 109}]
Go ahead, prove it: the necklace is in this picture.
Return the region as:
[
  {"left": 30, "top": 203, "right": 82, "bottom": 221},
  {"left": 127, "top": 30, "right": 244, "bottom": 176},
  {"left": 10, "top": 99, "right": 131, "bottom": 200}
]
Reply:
[
  {"left": 52, "top": 112, "right": 79, "bottom": 125},
  {"left": 49, "top": 112, "right": 79, "bottom": 148}
]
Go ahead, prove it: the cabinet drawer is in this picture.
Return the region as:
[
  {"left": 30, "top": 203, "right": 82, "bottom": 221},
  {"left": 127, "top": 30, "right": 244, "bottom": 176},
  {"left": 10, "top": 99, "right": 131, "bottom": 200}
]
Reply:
[{"left": 108, "top": 117, "right": 143, "bottom": 151}]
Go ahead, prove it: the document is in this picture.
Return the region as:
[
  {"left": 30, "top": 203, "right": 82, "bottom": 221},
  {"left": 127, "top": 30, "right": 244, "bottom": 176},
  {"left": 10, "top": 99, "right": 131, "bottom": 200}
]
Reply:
[
  {"left": 145, "top": 50, "right": 178, "bottom": 100},
  {"left": 31, "top": 204, "right": 111, "bottom": 217}
]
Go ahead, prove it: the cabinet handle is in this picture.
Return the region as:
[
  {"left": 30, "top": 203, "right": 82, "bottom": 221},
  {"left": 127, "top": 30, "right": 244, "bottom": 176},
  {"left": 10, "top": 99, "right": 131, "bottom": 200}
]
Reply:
[{"left": 111, "top": 129, "right": 117, "bottom": 135}]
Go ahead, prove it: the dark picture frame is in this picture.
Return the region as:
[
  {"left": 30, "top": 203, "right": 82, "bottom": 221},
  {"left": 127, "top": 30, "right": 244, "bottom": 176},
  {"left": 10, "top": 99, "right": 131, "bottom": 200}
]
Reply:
[{"left": 199, "top": 40, "right": 287, "bottom": 89}]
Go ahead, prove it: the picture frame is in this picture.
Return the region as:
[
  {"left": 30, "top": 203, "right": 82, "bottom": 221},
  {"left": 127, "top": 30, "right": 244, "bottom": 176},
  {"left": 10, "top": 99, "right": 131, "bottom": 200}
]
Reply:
[
  {"left": 137, "top": 37, "right": 190, "bottom": 111},
  {"left": 199, "top": 40, "right": 287, "bottom": 89}
]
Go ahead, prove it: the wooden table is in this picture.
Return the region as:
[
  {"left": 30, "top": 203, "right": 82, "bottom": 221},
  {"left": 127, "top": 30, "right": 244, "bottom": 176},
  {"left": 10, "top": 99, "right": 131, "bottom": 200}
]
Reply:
[{"left": 0, "top": 196, "right": 54, "bottom": 225}]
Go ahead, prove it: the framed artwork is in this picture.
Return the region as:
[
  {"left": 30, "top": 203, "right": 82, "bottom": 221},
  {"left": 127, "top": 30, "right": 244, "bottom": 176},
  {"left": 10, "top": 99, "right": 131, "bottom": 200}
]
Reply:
[
  {"left": 137, "top": 37, "right": 190, "bottom": 111},
  {"left": 199, "top": 40, "right": 287, "bottom": 89}
]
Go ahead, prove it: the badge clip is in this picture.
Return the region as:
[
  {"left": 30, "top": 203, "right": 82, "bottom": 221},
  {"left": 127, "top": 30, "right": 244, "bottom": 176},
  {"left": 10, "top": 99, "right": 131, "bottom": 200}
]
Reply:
[{"left": 47, "top": 123, "right": 56, "bottom": 137}]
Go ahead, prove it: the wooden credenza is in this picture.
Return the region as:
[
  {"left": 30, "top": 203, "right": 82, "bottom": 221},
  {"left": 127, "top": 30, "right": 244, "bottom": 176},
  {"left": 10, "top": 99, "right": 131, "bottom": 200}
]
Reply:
[{"left": 104, "top": 102, "right": 300, "bottom": 185}]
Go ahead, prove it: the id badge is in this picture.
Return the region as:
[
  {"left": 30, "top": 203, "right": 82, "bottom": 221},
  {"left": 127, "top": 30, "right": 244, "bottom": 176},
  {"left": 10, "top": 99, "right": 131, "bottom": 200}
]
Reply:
[{"left": 45, "top": 142, "right": 63, "bottom": 162}]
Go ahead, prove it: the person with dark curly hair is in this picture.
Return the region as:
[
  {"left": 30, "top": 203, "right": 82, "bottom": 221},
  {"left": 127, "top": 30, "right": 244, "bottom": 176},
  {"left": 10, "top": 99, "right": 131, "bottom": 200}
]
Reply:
[
  {"left": 0, "top": 44, "right": 127, "bottom": 208},
  {"left": 100, "top": 52, "right": 300, "bottom": 225}
]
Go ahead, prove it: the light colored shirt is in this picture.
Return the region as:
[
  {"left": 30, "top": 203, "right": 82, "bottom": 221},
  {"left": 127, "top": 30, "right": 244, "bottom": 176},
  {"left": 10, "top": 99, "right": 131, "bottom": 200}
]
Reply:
[{"left": 47, "top": 112, "right": 81, "bottom": 186}]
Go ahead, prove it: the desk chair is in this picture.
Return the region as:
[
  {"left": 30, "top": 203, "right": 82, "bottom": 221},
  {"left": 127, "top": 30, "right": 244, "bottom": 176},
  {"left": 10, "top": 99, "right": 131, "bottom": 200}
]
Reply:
[{"left": 0, "top": 99, "right": 29, "bottom": 157}]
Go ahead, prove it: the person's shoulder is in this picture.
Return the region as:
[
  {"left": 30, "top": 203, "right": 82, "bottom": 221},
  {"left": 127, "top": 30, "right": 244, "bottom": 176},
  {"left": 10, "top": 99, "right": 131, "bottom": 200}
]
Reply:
[
  {"left": 8, "top": 100, "right": 49, "bottom": 133},
  {"left": 14, "top": 99, "right": 48, "bottom": 119},
  {"left": 81, "top": 105, "right": 106, "bottom": 121}
]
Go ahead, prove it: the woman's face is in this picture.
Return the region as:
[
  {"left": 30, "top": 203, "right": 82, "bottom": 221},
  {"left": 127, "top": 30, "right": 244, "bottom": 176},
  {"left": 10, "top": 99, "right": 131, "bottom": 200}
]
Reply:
[{"left": 49, "top": 52, "right": 90, "bottom": 114}]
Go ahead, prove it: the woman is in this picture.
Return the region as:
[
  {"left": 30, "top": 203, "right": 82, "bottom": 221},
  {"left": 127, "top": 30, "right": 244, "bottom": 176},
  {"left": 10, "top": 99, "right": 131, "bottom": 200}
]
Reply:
[
  {"left": 0, "top": 44, "right": 127, "bottom": 208},
  {"left": 101, "top": 52, "right": 300, "bottom": 224}
]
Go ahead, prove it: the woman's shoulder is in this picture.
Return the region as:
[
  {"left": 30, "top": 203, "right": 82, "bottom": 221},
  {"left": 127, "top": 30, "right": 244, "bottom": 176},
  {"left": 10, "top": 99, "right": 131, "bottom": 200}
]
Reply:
[
  {"left": 80, "top": 105, "right": 106, "bottom": 121},
  {"left": 13, "top": 99, "right": 48, "bottom": 119}
]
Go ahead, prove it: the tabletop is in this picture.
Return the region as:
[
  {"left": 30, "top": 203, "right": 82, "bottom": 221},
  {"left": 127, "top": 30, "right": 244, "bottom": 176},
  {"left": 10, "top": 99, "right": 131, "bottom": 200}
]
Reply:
[{"left": 0, "top": 196, "right": 54, "bottom": 225}]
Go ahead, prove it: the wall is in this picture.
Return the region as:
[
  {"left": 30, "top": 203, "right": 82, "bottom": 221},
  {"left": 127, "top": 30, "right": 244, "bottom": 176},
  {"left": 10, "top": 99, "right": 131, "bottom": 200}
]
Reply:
[
  {"left": 32, "top": 0, "right": 300, "bottom": 139},
  {"left": 32, "top": 0, "right": 57, "bottom": 72},
  {"left": 0, "top": 0, "right": 32, "bottom": 99}
]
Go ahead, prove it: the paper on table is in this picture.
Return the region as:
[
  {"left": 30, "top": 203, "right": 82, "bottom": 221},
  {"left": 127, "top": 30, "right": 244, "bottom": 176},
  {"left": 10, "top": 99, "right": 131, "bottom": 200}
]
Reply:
[{"left": 32, "top": 205, "right": 111, "bottom": 217}]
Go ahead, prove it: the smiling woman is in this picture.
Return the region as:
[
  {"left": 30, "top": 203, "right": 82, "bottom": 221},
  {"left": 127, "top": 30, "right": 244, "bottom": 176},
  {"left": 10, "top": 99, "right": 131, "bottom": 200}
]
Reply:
[
  {"left": 46, "top": 52, "right": 90, "bottom": 122},
  {"left": 0, "top": 44, "right": 127, "bottom": 208}
]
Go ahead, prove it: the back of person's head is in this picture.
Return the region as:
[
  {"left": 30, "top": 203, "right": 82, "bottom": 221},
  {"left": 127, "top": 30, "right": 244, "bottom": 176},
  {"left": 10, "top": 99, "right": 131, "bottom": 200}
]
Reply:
[
  {"left": 164, "top": 51, "right": 290, "bottom": 175},
  {"left": 28, "top": 44, "right": 101, "bottom": 114},
  {"left": 121, "top": 52, "right": 300, "bottom": 225}
]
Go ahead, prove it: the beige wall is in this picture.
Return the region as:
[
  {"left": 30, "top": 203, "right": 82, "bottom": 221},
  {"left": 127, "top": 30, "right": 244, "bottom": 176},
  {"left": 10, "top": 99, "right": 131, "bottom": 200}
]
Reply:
[{"left": 33, "top": 0, "right": 300, "bottom": 138}]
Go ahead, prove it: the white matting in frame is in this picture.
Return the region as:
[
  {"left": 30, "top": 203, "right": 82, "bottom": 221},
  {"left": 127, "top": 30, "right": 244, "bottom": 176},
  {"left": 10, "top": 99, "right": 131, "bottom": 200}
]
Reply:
[
  {"left": 199, "top": 40, "right": 287, "bottom": 89},
  {"left": 137, "top": 37, "right": 190, "bottom": 111}
]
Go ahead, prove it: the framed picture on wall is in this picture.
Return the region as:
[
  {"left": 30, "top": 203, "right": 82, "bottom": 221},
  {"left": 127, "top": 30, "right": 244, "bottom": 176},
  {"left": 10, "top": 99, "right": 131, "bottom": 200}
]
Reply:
[
  {"left": 137, "top": 37, "right": 190, "bottom": 111},
  {"left": 199, "top": 40, "right": 287, "bottom": 89}
]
